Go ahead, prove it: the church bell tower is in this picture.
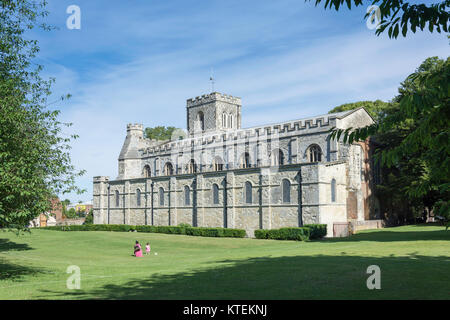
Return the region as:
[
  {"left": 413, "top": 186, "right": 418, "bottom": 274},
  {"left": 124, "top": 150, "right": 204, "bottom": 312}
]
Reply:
[{"left": 186, "top": 92, "right": 242, "bottom": 136}]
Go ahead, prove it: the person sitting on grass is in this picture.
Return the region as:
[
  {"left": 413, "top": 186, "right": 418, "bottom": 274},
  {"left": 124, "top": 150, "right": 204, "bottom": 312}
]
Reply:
[
  {"left": 145, "top": 242, "right": 151, "bottom": 255},
  {"left": 134, "top": 240, "right": 143, "bottom": 257}
]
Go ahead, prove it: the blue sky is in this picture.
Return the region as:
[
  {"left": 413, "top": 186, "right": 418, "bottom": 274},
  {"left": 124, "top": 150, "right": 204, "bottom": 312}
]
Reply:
[{"left": 31, "top": 0, "right": 449, "bottom": 203}]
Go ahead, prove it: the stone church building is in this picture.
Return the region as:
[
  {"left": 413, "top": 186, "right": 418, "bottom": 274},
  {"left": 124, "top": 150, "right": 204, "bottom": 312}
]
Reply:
[{"left": 93, "top": 92, "right": 381, "bottom": 237}]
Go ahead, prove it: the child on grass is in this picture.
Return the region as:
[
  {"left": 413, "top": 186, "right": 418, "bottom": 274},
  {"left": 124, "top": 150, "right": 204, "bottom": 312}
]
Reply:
[{"left": 145, "top": 242, "right": 151, "bottom": 255}]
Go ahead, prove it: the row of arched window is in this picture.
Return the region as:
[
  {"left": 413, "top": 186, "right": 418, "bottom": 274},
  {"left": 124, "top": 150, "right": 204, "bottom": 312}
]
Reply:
[
  {"left": 141, "top": 145, "right": 313, "bottom": 178},
  {"left": 114, "top": 177, "right": 336, "bottom": 208}
]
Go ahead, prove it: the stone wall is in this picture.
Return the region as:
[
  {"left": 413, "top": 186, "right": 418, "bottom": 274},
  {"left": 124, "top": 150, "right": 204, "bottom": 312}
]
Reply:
[
  {"left": 94, "top": 104, "right": 379, "bottom": 238},
  {"left": 94, "top": 162, "right": 347, "bottom": 237}
]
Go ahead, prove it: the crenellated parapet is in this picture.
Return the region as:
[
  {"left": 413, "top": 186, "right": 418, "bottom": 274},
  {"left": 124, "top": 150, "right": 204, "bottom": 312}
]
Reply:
[
  {"left": 127, "top": 123, "right": 144, "bottom": 131},
  {"left": 140, "top": 111, "right": 341, "bottom": 156},
  {"left": 187, "top": 92, "right": 241, "bottom": 108}
]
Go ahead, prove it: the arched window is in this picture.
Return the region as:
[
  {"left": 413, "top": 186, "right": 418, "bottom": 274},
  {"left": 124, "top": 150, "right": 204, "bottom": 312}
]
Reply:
[
  {"left": 222, "top": 113, "right": 227, "bottom": 128},
  {"left": 331, "top": 179, "right": 336, "bottom": 202},
  {"left": 244, "top": 181, "right": 252, "bottom": 204},
  {"left": 136, "top": 189, "right": 141, "bottom": 207},
  {"left": 212, "top": 184, "right": 219, "bottom": 204},
  {"left": 213, "top": 156, "right": 224, "bottom": 171},
  {"left": 159, "top": 187, "right": 164, "bottom": 206},
  {"left": 282, "top": 179, "right": 291, "bottom": 203},
  {"left": 164, "top": 162, "right": 174, "bottom": 176},
  {"left": 271, "top": 149, "right": 285, "bottom": 166},
  {"left": 188, "top": 159, "right": 197, "bottom": 174},
  {"left": 184, "top": 186, "right": 190, "bottom": 205},
  {"left": 143, "top": 165, "right": 151, "bottom": 178},
  {"left": 115, "top": 190, "right": 120, "bottom": 207},
  {"left": 240, "top": 152, "right": 251, "bottom": 169},
  {"left": 197, "top": 111, "right": 205, "bottom": 131},
  {"left": 229, "top": 114, "right": 233, "bottom": 128},
  {"left": 307, "top": 144, "right": 322, "bottom": 162}
]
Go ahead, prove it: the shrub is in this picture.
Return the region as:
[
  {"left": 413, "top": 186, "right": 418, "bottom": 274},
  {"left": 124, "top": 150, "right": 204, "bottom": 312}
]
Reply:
[
  {"left": 254, "top": 229, "right": 269, "bottom": 239},
  {"left": 255, "top": 227, "right": 310, "bottom": 241},
  {"left": 304, "top": 224, "right": 327, "bottom": 239},
  {"left": 42, "top": 224, "right": 245, "bottom": 238}
]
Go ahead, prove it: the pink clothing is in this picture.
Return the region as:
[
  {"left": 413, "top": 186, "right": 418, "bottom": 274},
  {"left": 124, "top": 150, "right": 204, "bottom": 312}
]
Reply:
[
  {"left": 134, "top": 243, "right": 143, "bottom": 257},
  {"left": 145, "top": 245, "right": 150, "bottom": 252}
]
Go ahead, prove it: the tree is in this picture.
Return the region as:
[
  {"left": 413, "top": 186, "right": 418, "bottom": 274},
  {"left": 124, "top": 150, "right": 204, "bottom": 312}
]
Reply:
[
  {"left": 64, "top": 208, "right": 77, "bottom": 219},
  {"left": 84, "top": 209, "right": 94, "bottom": 225},
  {"left": 144, "top": 126, "right": 177, "bottom": 140},
  {"left": 308, "top": 0, "right": 449, "bottom": 38},
  {"left": 329, "top": 100, "right": 390, "bottom": 120},
  {"left": 0, "top": 1, "right": 85, "bottom": 229},
  {"left": 330, "top": 57, "right": 449, "bottom": 219}
]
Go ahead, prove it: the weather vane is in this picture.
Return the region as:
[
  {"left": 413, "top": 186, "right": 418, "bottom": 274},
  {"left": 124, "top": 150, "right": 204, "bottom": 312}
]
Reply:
[{"left": 210, "top": 68, "right": 215, "bottom": 93}]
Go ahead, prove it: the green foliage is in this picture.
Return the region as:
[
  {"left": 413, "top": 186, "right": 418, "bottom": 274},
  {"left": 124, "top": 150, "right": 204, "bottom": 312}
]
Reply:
[
  {"left": 144, "top": 126, "right": 177, "bottom": 141},
  {"left": 328, "top": 100, "right": 390, "bottom": 121},
  {"left": 255, "top": 227, "right": 312, "bottom": 241},
  {"left": 433, "top": 200, "right": 449, "bottom": 221},
  {"left": 0, "top": 0, "right": 84, "bottom": 229},
  {"left": 43, "top": 224, "right": 246, "bottom": 238},
  {"left": 64, "top": 208, "right": 77, "bottom": 219},
  {"left": 330, "top": 57, "right": 450, "bottom": 204},
  {"left": 255, "top": 225, "right": 327, "bottom": 240},
  {"left": 308, "top": 1, "right": 449, "bottom": 38},
  {"left": 84, "top": 209, "right": 94, "bottom": 225},
  {"left": 304, "top": 224, "right": 328, "bottom": 239}
]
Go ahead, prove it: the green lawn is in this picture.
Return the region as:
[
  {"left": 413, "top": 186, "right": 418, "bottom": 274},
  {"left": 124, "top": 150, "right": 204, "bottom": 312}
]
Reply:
[{"left": 0, "top": 224, "right": 448, "bottom": 299}]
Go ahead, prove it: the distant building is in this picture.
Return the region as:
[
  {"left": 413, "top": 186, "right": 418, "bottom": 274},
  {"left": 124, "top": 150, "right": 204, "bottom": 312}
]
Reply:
[
  {"left": 75, "top": 202, "right": 93, "bottom": 213},
  {"left": 50, "top": 198, "right": 63, "bottom": 223},
  {"left": 29, "top": 198, "right": 62, "bottom": 227},
  {"left": 30, "top": 213, "right": 57, "bottom": 228}
]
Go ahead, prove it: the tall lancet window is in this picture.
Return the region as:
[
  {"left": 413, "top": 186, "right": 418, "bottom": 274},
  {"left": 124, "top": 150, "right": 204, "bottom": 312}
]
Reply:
[
  {"left": 184, "top": 186, "right": 190, "bottom": 206},
  {"left": 159, "top": 187, "right": 164, "bottom": 206},
  {"left": 136, "top": 189, "right": 141, "bottom": 207},
  {"left": 212, "top": 184, "right": 219, "bottom": 205},
  {"left": 331, "top": 179, "right": 336, "bottom": 202},
  {"left": 197, "top": 111, "right": 205, "bottom": 131},
  {"left": 282, "top": 179, "right": 291, "bottom": 203},
  {"left": 245, "top": 181, "right": 252, "bottom": 204},
  {"left": 115, "top": 190, "right": 120, "bottom": 207},
  {"left": 222, "top": 113, "right": 227, "bottom": 128}
]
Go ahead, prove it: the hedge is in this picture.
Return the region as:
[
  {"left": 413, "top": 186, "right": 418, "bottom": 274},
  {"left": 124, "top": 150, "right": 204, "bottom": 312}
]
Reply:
[
  {"left": 304, "top": 224, "right": 327, "bottom": 239},
  {"left": 254, "top": 227, "right": 310, "bottom": 241},
  {"left": 254, "top": 224, "right": 327, "bottom": 241},
  {"left": 42, "top": 224, "right": 246, "bottom": 238}
]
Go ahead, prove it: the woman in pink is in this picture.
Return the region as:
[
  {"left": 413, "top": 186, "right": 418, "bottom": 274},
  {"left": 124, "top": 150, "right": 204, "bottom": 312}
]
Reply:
[{"left": 134, "top": 240, "right": 143, "bottom": 257}]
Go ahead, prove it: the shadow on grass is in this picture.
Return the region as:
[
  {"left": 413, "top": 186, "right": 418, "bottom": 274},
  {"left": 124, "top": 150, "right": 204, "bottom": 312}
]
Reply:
[
  {"left": 0, "top": 238, "right": 33, "bottom": 253},
  {"left": 38, "top": 253, "right": 450, "bottom": 300},
  {"left": 322, "top": 227, "right": 449, "bottom": 243},
  {"left": 0, "top": 239, "right": 42, "bottom": 281}
]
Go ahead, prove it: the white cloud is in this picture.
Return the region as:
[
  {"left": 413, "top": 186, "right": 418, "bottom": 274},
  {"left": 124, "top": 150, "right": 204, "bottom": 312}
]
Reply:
[{"left": 40, "top": 4, "right": 448, "bottom": 203}]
